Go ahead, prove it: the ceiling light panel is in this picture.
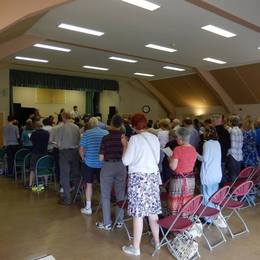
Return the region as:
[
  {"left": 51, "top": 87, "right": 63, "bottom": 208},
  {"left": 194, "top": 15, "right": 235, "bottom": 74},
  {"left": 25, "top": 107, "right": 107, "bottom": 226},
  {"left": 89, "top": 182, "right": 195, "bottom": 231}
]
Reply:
[
  {"left": 58, "top": 23, "right": 104, "bottom": 36},
  {"left": 201, "top": 25, "right": 236, "bottom": 38},
  {"left": 109, "top": 56, "right": 138, "bottom": 63},
  {"left": 163, "top": 66, "right": 185, "bottom": 71},
  {"left": 83, "top": 65, "right": 109, "bottom": 71},
  {"left": 121, "top": 0, "right": 160, "bottom": 11},
  {"left": 134, "top": 72, "right": 154, "bottom": 77},
  {"left": 145, "top": 44, "right": 177, "bottom": 53},
  {"left": 34, "top": 43, "right": 71, "bottom": 52},
  {"left": 203, "top": 57, "right": 226, "bottom": 64},
  {"left": 15, "top": 56, "right": 48, "bottom": 63}
]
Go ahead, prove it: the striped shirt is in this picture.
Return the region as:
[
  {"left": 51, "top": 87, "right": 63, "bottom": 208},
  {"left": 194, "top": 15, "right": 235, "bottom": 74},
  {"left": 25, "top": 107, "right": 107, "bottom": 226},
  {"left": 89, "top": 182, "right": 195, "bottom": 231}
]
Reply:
[
  {"left": 100, "top": 130, "right": 124, "bottom": 161},
  {"left": 80, "top": 127, "right": 109, "bottom": 168}
]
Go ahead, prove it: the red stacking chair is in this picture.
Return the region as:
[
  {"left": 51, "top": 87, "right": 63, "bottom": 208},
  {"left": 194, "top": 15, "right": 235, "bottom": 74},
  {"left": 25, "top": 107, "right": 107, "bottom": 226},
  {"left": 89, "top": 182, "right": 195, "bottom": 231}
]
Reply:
[
  {"left": 152, "top": 194, "right": 203, "bottom": 258},
  {"left": 250, "top": 167, "right": 260, "bottom": 205},
  {"left": 224, "top": 166, "right": 255, "bottom": 190},
  {"left": 220, "top": 181, "right": 254, "bottom": 238},
  {"left": 196, "top": 186, "right": 230, "bottom": 251}
]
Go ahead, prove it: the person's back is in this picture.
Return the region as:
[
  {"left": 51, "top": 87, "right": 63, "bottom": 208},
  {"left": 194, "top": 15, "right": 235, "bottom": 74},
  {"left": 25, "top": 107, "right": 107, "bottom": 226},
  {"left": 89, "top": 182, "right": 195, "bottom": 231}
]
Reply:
[
  {"left": 172, "top": 145, "right": 197, "bottom": 174},
  {"left": 200, "top": 140, "right": 222, "bottom": 185},
  {"left": 3, "top": 123, "right": 19, "bottom": 146},
  {"left": 228, "top": 126, "right": 243, "bottom": 161},
  {"left": 59, "top": 121, "right": 80, "bottom": 150},
  {"left": 215, "top": 125, "right": 231, "bottom": 162},
  {"left": 122, "top": 131, "right": 160, "bottom": 174},
  {"left": 22, "top": 129, "right": 34, "bottom": 147},
  {"left": 31, "top": 129, "right": 49, "bottom": 155},
  {"left": 81, "top": 126, "right": 108, "bottom": 168}
]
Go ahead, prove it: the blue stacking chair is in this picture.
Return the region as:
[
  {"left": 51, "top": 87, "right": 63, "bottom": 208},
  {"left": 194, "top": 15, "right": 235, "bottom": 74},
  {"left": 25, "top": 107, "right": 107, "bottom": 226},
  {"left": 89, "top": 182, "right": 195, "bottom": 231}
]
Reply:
[
  {"left": 35, "top": 155, "right": 56, "bottom": 189},
  {"left": 14, "top": 148, "right": 31, "bottom": 181}
]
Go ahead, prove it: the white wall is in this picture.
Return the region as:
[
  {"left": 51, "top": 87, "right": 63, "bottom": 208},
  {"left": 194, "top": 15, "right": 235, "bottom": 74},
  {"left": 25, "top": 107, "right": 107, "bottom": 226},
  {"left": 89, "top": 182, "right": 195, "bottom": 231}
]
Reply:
[
  {"left": 235, "top": 104, "right": 260, "bottom": 118},
  {"left": 13, "top": 87, "right": 86, "bottom": 118},
  {"left": 118, "top": 79, "right": 167, "bottom": 120},
  {"left": 175, "top": 105, "right": 226, "bottom": 119}
]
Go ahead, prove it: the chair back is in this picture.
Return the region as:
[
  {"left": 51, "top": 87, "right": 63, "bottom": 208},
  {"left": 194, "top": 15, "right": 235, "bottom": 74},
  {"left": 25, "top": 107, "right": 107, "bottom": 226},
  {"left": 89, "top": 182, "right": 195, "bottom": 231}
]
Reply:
[
  {"left": 210, "top": 186, "right": 230, "bottom": 205},
  {"left": 238, "top": 166, "right": 255, "bottom": 180},
  {"left": 252, "top": 167, "right": 260, "bottom": 183},
  {"left": 23, "top": 153, "right": 32, "bottom": 168},
  {"left": 180, "top": 194, "right": 203, "bottom": 217},
  {"left": 15, "top": 148, "right": 30, "bottom": 161},
  {"left": 0, "top": 147, "right": 6, "bottom": 160},
  {"left": 231, "top": 181, "right": 254, "bottom": 198},
  {"left": 36, "top": 155, "right": 54, "bottom": 170}
]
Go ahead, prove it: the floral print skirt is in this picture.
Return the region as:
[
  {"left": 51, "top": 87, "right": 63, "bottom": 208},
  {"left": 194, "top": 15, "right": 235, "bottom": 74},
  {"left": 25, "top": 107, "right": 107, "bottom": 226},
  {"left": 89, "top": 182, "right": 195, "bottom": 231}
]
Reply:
[{"left": 127, "top": 172, "right": 162, "bottom": 218}]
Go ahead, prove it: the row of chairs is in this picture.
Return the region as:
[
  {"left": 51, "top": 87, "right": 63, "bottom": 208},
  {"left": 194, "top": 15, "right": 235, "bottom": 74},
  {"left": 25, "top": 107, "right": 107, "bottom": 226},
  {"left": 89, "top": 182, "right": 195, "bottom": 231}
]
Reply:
[{"left": 0, "top": 147, "right": 56, "bottom": 189}]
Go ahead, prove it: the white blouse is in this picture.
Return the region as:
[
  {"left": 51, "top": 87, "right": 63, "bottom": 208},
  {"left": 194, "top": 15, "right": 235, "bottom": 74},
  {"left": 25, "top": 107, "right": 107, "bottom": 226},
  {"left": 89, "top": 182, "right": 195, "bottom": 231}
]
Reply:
[
  {"left": 198, "top": 140, "right": 222, "bottom": 185},
  {"left": 122, "top": 132, "right": 160, "bottom": 174}
]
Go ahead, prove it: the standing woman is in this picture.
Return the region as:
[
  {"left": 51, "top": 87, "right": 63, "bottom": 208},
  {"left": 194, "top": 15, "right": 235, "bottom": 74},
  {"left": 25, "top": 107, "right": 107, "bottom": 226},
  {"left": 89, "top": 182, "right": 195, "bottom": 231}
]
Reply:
[
  {"left": 169, "top": 127, "right": 197, "bottom": 214},
  {"left": 198, "top": 126, "right": 222, "bottom": 207},
  {"left": 242, "top": 116, "right": 258, "bottom": 167},
  {"left": 121, "top": 113, "right": 161, "bottom": 256}
]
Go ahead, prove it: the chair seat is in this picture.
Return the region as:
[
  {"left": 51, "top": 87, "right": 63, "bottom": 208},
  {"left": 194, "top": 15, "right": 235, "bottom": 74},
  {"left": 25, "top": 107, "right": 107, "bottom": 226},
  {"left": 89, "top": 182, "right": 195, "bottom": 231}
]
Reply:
[
  {"left": 37, "top": 169, "right": 53, "bottom": 176},
  {"left": 220, "top": 199, "right": 244, "bottom": 209},
  {"left": 196, "top": 205, "right": 219, "bottom": 217},
  {"left": 158, "top": 215, "right": 193, "bottom": 232}
]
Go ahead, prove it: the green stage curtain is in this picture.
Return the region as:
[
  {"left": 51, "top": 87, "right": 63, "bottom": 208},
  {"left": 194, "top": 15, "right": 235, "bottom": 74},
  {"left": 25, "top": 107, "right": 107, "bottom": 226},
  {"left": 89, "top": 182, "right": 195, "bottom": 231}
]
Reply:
[
  {"left": 10, "top": 70, "right": 119, "bottom": 91},
  {"left": 85, "top": 91, "right": 95, "bottom": 115}
]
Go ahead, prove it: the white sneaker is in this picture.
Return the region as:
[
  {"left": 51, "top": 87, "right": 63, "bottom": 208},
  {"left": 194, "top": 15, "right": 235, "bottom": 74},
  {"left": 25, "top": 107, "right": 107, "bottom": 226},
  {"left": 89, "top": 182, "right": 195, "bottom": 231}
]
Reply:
[
  {"left": 213, "top": 215, "right": 227, "bottom": 229},
  {"left": 80, "top": 207, "right": 92, "bottom": 215},
  {"left": 122, "top": 245, "right": 140, "bottom": 256},
  {"left": 59, "top": 187, "right": 64, "bottom": 193}
]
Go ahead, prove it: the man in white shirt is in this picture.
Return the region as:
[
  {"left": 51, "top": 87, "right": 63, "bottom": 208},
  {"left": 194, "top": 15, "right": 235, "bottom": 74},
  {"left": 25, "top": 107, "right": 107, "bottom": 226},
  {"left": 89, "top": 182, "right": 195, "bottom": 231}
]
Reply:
[{"left": 70, "top": 105, "right": 80, "bottom": 119}]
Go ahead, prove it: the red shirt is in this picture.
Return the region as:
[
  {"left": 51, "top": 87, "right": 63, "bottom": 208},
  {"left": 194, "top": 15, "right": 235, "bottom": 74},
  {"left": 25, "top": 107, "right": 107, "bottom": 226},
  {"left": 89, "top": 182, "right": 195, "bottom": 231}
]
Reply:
[{"left": 172, "top": 145, "right": 197, "bottom": 174}]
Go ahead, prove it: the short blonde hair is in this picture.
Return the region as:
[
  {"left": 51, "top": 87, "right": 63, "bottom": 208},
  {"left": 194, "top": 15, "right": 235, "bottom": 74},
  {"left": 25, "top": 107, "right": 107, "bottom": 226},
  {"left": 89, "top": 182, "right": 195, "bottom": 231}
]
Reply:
[
  {"left": 89, "top": 117, "right": 99, "bottom": 128},
  {"left": 159, "top": 118, "right": 171, "bottom": 130}
]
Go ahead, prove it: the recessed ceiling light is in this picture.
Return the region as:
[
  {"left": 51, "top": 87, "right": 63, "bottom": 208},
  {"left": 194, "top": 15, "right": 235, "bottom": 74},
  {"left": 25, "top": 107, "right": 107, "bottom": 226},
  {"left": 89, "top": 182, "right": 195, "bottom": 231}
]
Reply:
[
  {"left": 15, "top": 56, "right": 48, "bottom": 63},
  {"left": 201, "top": 25, "right": 236, "bottom": 38},
  {"left": 34, "top": 43, "right": 71, "bottom": 52},
  {"left": 145, "top": 44, "right": 177, "bottom": 53},
  {"left": 258, "top": 47, "right": 260, "bottom": 50},
  {"left": 58, "top": 23, "right": 104, "bottom": 36},
  {"left": 121, "top": 0, "right": 160, "bottom": 11},
  {"left": 109, "top": 56, "right": 138, "bottom": 63},
  {"left": 203, "top": 57, "right": 227, "bottom": 64},
  {"left": 163, "top": 66, "right": 185, "bottom": 71},
  {"left": 134, "top": 72, "right": 154, "bottom": 77},
  {"left": 83, "top": 65, "right": 109, "bottom": 71}
]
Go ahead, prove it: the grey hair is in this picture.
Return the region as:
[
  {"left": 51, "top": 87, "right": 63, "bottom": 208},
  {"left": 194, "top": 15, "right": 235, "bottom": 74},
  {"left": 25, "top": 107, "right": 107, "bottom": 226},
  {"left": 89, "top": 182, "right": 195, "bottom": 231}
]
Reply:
[{"left": 175, "top": 127, "right": 191, "bottom": 143}]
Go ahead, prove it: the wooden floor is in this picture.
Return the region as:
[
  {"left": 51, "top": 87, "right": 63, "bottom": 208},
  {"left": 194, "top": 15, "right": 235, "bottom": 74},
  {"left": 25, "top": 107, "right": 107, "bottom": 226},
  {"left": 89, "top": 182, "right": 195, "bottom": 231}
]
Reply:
[{"left": 1, "top": 176, "right": 260, "bottom": 260}]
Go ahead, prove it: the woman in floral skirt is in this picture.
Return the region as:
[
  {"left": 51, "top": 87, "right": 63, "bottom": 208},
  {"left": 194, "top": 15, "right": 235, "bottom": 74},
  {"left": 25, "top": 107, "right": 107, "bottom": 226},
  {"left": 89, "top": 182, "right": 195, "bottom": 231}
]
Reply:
[{"left": 121, "top": 113, "right": 161, "bottom": 256}]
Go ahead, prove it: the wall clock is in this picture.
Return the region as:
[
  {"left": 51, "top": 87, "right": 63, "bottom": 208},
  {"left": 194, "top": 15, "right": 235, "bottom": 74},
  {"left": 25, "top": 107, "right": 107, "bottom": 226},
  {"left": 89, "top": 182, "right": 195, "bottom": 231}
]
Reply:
[{"left": 142, "top": 105, "right": 151, "bottom": 113}]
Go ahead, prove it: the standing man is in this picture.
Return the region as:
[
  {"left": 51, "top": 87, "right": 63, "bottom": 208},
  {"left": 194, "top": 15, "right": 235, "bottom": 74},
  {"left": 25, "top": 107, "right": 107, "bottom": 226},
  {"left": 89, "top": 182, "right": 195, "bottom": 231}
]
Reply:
[
  {"left": 80, "top": 117, "right": 108, "bottom": 215},
  {"left": 96, "top": 115, "right": 127, "bottom": 230},
  {"left": 212, "top": 114, "right": 231, "bottom": 181},
  {"left": 58, "top": 112, "right": 80, "bottom": 205},
  {"left": 3, "top": 116, "right": 20, "bottom": 176},
  {"left": 70, "top": 105, "right": 80, "bottom": 120},
  {"left": 26, "top": 121, "right": 49, "bottom": 189},
  {"left": 227, "top": 115, "right": 243, "bottom": 181}
]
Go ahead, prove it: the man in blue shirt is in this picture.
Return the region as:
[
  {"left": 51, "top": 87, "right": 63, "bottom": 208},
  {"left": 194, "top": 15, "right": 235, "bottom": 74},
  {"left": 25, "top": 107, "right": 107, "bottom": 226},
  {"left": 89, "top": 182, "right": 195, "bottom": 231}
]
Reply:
[{"left": 80, "top": 117, "right": 108, "bottom": 215}]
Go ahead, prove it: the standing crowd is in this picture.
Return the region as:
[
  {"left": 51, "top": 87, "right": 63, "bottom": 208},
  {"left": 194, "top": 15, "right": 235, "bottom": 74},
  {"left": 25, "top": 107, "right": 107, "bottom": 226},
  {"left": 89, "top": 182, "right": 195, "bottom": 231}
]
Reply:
[{"left": 3, "top": 106, "right": 260, "bottom": 256}]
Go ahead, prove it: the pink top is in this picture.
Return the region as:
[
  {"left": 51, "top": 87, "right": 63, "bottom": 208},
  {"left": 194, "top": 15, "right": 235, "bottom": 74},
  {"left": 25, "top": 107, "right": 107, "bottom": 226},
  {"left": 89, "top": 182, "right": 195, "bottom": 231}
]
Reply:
[{"left": 172, "top": 145, "right": 197, "bottom": 174}]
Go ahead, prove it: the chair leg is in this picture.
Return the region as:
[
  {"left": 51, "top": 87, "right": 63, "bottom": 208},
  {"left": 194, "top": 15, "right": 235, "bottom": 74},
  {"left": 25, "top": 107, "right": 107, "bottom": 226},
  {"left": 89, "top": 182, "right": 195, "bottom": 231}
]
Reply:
[
  {"left": 225, "top": 209, "right": 249, "bottom": 238},
  {"left": 73, "top": 178, "right": 83, "bottom": 204},
  {"left": 202, "top": 222, "right": 226, "bottom": 251}
]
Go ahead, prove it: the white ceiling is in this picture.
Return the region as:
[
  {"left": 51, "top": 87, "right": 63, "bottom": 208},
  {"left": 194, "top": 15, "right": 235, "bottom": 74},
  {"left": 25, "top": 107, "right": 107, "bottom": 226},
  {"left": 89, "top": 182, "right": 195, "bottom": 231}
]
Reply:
[{"left": 6, "top": 0, "right": 260, "bottom": 79}]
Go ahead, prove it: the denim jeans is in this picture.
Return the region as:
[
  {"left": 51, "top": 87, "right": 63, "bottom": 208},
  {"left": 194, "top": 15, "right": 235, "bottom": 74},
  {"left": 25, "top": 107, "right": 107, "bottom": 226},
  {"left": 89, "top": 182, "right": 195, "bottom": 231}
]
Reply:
[{"left": 201, "top": 183, "right": 219, "bottom": 209}]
